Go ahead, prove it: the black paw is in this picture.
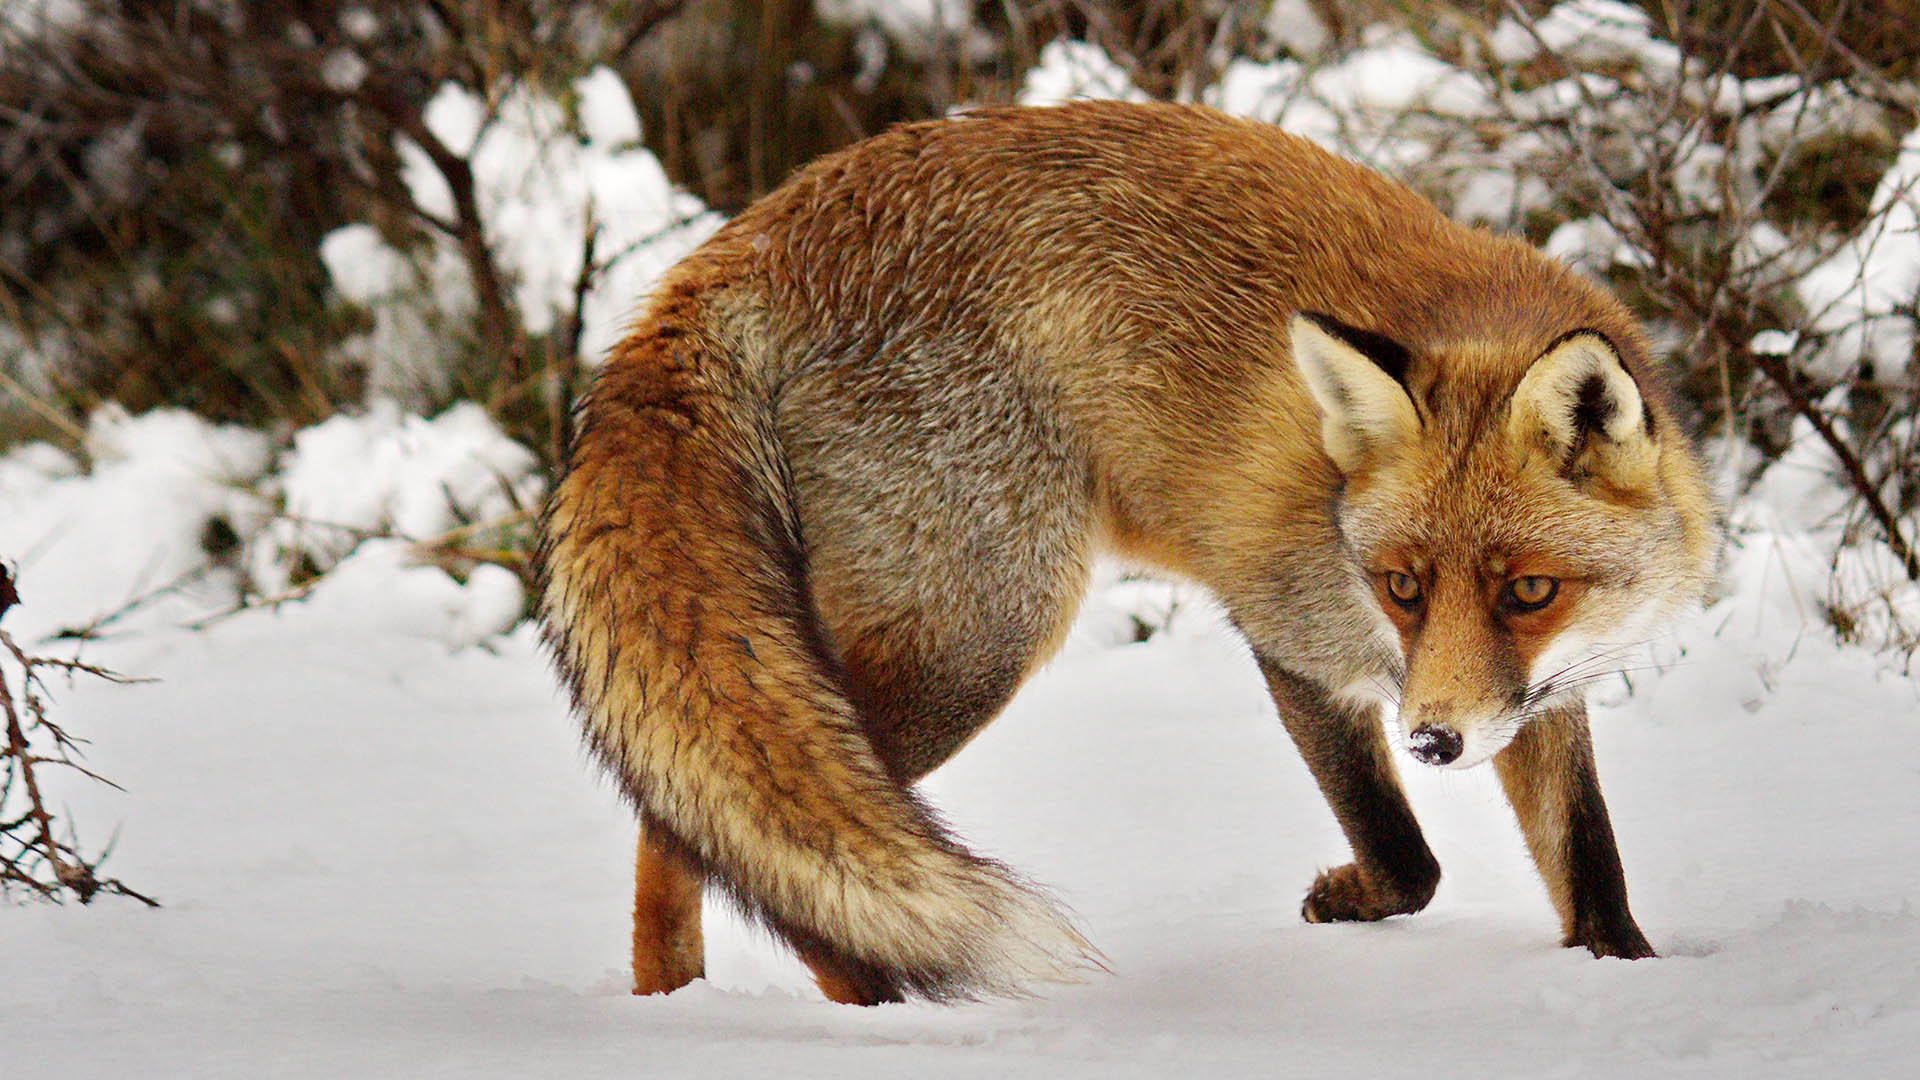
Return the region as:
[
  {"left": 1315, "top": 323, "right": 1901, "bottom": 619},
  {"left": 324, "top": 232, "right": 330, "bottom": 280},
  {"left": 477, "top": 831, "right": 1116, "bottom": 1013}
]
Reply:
[
  {"left": 1567, "top": 918, "right": 1656, "bottom": 959},
  {"left": 1301, "top": 862, "right": 1436, "bottom": 923}
]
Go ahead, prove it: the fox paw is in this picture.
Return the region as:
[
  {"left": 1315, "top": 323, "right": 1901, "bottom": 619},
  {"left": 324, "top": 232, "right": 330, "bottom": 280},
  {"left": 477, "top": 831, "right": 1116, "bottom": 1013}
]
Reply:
[
  {"left": 1301, "top": 863, "right": 1436, "bottom": 923},
  {"left": 1566, "top": 920, "right": 1656, "bottom": 960}
]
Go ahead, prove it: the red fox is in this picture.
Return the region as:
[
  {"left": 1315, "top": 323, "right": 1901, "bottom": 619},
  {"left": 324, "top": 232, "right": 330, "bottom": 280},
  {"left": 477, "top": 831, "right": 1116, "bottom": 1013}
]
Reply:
[{"left": 537, "top": 101, "right": 1721, "bottom": 1005}]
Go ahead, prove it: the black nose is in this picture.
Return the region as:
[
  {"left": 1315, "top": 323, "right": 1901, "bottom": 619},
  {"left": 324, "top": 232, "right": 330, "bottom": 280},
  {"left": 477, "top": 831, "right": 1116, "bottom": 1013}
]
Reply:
[{"left": 1409, "top": 724, "right": 1463, "bottom": 766}]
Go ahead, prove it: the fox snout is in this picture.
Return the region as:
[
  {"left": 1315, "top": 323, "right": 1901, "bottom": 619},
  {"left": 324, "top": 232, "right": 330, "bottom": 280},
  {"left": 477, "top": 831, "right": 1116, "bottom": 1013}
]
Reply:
[
  {"left": 1401, "top": 703, "right": 1520, "bottom": 770},
  {"left": 1393, "top": 609, "right": 1533, "bottom": 770},
  {"left": 1406, "top": 723, "right": 1464, "bottom": 766}
]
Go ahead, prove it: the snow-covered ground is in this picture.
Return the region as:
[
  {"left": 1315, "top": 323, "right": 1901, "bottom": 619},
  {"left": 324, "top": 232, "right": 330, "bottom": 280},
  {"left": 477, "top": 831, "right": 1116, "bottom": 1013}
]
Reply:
[{"left": 2, "top": 403, "right": 1917, "bottom": 1078}]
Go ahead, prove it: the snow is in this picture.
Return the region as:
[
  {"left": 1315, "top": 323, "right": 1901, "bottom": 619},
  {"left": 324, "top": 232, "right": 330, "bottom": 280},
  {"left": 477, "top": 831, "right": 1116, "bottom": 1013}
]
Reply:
[
  {"left": 1450, "top": 168, "right": 1554, "bottom": 227},
  {"left": 574, "top": 67, "right": 642, "bottom": 147},
  {"left": 320, "top": 47, "right": 369, "bottom": 94},
  {"left": 295, "top": 539, "right": 524, "bottom": 650},
  {"left": 1261, "top": 0, "right": 1329, "bottom": 58},
  {"left": 323, "top": 68, "right": 721, "bottom": 399},
  {"left": 340, "top": 7, "right": 379, "bottom": 42},
  {"left": 818, "top": 0, "right": 972, "bottom": 38},
  {"left": 816, "top": 0, "right": 982, "bottom": 65},
  {"left": 1797, "top": 126, "right": 1920, "bottom": 381},
  {"left": 0, "top": 0, "right": 85, "bottom": 36},
  {"left": 1019, "top": 40, "right": 1150, "bottom": 107},
  {"left": 414, "top": 69, "right": 721, "bottom": 363},
  {"left": 1303, "top": 39, "right": 1490, "bottom": 121},
  {"left": 252, "top": 400, "right": 543, "bottom": 593},
  {"left": 0, "top": 407, "right": 269, "bottom": 642},
  {"left": 2, "top": 401, "right": 1918, "bottom": 1076},
  {"left": 1545, "top": 216, "right": 1648, "bottom": 273},
  {"left": 1488, "top": 0, "right": 1682, "bottom": 73},
  {"left": 8, "top": 9, "right": 1920, "bottom": 1074},
  {"left": 319, "top": 223, "right": 474, "bottom": 401}
]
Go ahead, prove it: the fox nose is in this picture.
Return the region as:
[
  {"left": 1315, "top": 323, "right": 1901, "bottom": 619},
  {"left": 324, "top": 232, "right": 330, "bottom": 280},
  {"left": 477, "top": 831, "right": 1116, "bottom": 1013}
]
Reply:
[{"left": 1408, "top": 724, "right": 1463, "bottom": 766}]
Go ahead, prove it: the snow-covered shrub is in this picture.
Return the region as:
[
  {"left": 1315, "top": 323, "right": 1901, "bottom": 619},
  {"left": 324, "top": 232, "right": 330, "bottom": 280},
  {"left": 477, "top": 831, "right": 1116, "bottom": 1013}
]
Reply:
[
  {"left": 1, "top": 400, "right": 545, "bottom": 647},
  {"left": 1, "top": 5, "right": 728, "bottom": 460},
  {"left": 326, "top": 66, "right": 720, "bottom": 403},
  {"left": 1468, "top": 3, "right": 1919, "bottom": 640},
  {"left": 3, "top": 0, "right": 1915, "bottom": 658},
  {"left": 1019, "top": 40, "right": 1152, "bottom": 106},
  {"left": 0, "top": 408, "right": 272, "bottom": 641},
  {"left": 289, "top": 538, "right": 527, "bottom": 651},
  {"left": 249, "top": 401, "right": 545, "bottom": 599}
]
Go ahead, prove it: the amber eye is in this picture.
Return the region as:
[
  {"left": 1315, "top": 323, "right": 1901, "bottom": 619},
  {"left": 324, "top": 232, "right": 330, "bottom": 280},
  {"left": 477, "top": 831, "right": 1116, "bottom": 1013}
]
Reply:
[
  {"left": 1386, "top": 571, "right": 1422, "bottom": 608},
  {"left": 1505, "top": 575, "right": 1559, "bottom": 612}
]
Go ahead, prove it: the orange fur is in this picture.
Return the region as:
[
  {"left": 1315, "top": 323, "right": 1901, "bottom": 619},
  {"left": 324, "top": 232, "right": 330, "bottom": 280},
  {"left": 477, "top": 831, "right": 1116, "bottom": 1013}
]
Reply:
[
  {"left": 538, "top": 102, "right": 1717, "bottom": 1002},
  {"left": 631, "top": 823, "right": 704, "bottom": 996}
]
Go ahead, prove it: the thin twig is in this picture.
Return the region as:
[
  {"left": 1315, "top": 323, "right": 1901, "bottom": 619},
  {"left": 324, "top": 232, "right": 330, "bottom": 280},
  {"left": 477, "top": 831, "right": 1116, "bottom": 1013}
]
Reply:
[{"left": 0, "top": 574, "right": 157, "bottom": 906}]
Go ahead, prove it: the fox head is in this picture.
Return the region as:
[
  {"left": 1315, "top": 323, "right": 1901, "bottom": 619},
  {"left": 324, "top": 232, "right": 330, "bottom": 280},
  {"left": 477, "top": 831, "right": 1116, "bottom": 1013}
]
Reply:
[{"left": 1291, "top": 311, "right": 1719, "bottom": 769}]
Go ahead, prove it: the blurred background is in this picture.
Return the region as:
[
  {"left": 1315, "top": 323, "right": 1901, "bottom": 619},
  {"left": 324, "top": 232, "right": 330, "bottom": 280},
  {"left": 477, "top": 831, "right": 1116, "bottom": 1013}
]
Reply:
[{"left": 1, "top": 0, "right": 1916, "bottom": 635}]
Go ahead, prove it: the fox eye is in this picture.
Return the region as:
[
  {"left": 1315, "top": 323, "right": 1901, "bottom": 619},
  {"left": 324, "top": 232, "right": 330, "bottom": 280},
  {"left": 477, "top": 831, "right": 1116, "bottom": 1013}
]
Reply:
[
  {"left": 1386, "top": 571, "right": 1422, "bottom": 608},
  {"left": 1504, "top": 575, "right": 1559, "bottom": 612}
]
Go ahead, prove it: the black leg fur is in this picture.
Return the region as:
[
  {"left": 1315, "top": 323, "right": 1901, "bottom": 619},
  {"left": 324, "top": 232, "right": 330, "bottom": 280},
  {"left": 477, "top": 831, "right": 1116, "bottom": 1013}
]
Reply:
[{"left": 1256, "top": 657, "right": 1441, "bottom": 923}]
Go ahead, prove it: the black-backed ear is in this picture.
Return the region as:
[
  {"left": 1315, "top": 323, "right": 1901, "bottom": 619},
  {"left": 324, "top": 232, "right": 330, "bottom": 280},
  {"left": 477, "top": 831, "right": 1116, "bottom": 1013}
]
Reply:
[
  {"left": 1290, "top": 312, "right": 1420, "bottom": 474},
  {"left": 1507, "top": 331, "right": 1658, "bottom": 489}
]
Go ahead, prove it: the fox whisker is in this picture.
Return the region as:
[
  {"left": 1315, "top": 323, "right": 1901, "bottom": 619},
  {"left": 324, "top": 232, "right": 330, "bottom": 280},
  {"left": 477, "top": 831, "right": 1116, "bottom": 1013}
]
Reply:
[{"left": 1524, "top": 640, "right": 1653, "bottom": 708}]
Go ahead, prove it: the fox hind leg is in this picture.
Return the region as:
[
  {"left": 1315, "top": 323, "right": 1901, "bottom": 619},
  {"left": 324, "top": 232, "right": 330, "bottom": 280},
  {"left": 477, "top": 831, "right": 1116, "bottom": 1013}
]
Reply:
[
  {"left": 1493, "top": 704, "right": 1653, "bottom": 958},
  {"left": 788, "top": 633, "right": 1077, "bottom": 1003},
  {"left": 792, "top": 931, "right": 910, "bottom": 1005},
  {"left": 1256, "top": 658, "right": 1441, "bottom": 923},
  {"left": 631, "top": 817, "right": 706, "bottom": 996},
  {"left": 622, "top": 667, "right": 1024, "bottom": 1005},
  {"left": 775, "top": 344, "right": 1096, "bottom": 1002},
  {"left": 789, "top": 591, "right": 1091, "bottom": 1004}
]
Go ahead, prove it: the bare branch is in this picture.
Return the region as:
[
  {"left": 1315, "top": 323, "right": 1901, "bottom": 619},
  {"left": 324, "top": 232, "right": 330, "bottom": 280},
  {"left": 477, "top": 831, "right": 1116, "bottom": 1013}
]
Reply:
[{"left": 0, "top": 568, "right": 156, "bottom": 906}]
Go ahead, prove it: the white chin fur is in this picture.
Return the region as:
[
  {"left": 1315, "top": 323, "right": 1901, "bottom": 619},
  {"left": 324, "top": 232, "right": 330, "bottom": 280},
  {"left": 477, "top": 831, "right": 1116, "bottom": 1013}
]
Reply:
[{"left": 1446, "top": 730, "right": 1512, "bottom": 770}]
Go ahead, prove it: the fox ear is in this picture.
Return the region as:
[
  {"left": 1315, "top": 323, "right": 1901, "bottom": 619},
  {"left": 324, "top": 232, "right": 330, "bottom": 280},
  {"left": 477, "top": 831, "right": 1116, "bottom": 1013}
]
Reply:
[
  {"left": 1291, "top": 312, "right": 1420, "bottom": 473},
  {"left": 1508, "top": 332, "right": 1658, "bottom": 489}
]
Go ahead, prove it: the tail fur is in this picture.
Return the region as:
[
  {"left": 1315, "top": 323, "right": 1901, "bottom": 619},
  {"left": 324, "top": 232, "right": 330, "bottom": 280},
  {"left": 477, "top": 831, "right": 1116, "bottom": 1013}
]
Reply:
[{"left": 537, "top": 298, "right": 1096, "bottom": 1001}]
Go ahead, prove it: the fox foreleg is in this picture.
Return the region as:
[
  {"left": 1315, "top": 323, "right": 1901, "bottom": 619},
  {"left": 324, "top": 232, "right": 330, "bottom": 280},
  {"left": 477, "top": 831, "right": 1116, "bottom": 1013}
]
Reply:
[
  {"left": 1493, "top": 704, "right": 1655, "bottom": 959},
  {"left": 1257, "top": 657, "right": 1442, "bottom": 924}
]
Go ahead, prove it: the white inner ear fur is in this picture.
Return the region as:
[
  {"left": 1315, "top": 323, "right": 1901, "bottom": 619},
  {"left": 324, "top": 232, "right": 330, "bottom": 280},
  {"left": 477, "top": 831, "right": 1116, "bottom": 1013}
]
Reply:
[
  {"left": 1509, "top": 333, "right": 1647, "bottom": 453},
  {"left": 1290, "top": 315, "right": 1419, "bottom": 473}
]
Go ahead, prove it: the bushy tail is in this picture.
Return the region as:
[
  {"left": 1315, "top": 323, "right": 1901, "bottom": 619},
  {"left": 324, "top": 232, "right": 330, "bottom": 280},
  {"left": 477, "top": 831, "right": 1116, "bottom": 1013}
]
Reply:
[{"left": 536, "top": 311, "right": 1096, "bottom": 1001}]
